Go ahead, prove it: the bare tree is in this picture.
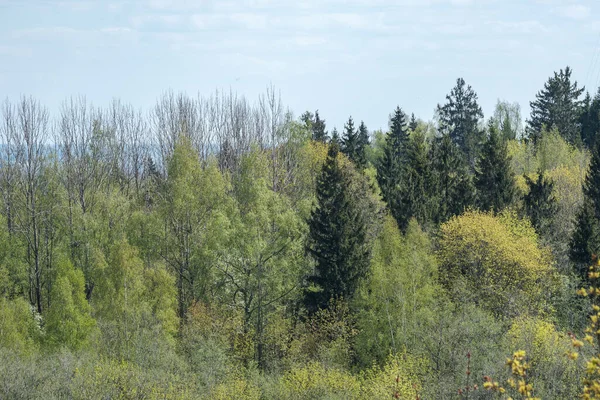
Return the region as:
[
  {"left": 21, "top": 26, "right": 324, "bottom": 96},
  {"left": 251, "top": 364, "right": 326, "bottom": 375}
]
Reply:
[{"left": 12, "top": 97, "right": 49, "bottom": 313}]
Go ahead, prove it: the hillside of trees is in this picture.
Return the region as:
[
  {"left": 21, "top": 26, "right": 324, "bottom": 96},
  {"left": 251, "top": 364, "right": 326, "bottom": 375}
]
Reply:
[{"left": 2, "top": 67, "right": 600, "bottom": 399}]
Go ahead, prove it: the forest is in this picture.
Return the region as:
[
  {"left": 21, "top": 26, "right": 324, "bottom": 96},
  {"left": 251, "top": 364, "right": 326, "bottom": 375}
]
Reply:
[{"left": 1, "top": 66, "right": 600, "bottom": 399}]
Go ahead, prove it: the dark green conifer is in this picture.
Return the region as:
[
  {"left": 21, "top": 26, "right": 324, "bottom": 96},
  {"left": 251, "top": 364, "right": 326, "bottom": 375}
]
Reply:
[
  {"left": 376, "top": 107, "right": 409, "bottom": 226},
  {"left": 474, "top": 126, "right": 517, "bottom": 212},
  {"left": 409, "top": 113, "right": 418, "bottom": 131},
  {"left": 397, "top": 130, "right": 433, "bottom": 229},
  {"left": 523, "top": 171, "right": 558, "bottom": 236},
  {"left": 312, "top": 110, "right": 328, "bottom": 142},
  {"left": 436, "top": 77, "right": 485, "bottom": 168},
  {"left": 430, "top": 134, "right": 474, "bottom": 223},
  {"left": 570, "top": 199, "right": 600, "bottom": 279},
  {"left": 304, "top": 143, "right": 371, "bottom": 314},
  {"left": 527, "top": 66, "right": 584, "bottom": 146}
]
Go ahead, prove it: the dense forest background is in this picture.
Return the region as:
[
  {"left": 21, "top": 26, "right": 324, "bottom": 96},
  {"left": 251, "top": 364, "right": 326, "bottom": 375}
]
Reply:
[{"left": 1, "top": 66, "right": 600, "bottom": 399}]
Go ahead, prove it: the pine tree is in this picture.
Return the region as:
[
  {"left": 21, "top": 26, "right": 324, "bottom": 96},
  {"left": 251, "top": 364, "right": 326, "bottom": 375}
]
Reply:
[
  {"left": 474, "top": 126, "right": 517, "bottom": 212},
  {"left": 527, "top": 66, "right": 585, "bottom": 146},
  {"left": 436, "top": 77, "right": 485, "bottom": 168},
  {"left": 523, "top": 171, "right": 558, "bottom": 236},
  {"left": 430, "top": 133, "right": 474, "bottom": 223},
  {"left": 304, "top": 143, "right": 371, "bottom": 314}
]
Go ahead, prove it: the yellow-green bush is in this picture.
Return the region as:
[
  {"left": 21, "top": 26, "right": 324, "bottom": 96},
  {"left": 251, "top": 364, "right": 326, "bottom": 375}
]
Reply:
[
  {"left": 279, "top": 362, "right": 360, "bottom": 399},
  {"left": 438, "top": 210, "right": 557, "bottom": 318},
  {"left": 209, "top": 375, "right": 261, "bottom": 400},
  {"left": 71, "top": 358, "right": 194, "bottom": 400},
  {"left": 277, "top": 354, "right": 424, "bottom": 400},
  {"left": 360, "top": 354, "right": 426, "bottom": 399}
]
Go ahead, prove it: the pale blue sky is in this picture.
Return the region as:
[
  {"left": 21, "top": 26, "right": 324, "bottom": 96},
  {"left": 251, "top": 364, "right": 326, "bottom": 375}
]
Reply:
[{"left": 0, "top": 0, "right": 598, "bottom": 131}]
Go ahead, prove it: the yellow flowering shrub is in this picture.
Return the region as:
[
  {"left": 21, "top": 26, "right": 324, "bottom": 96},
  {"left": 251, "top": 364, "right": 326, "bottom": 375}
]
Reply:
[{"left": 438, "top": 210, "right": 557, "bottom": 318}]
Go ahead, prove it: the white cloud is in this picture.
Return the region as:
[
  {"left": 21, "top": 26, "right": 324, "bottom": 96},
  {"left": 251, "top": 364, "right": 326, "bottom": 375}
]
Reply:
[
  {"left": 130, "top": 14, "right": 184, "bottom": 28},
  {"left": 556, "top": 4, "right": 590, "bottom": 20},
  {"left": 488, "top": 20, "right": 549, "bottom": 35},
  {"left": 230, "top": 13, "right": 268, "bottom": 30}
]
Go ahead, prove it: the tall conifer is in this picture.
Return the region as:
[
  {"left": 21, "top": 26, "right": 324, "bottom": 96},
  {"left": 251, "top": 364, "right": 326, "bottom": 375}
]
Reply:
[{"left": 304, "top": 143, "right": 371, "bottom": 313}]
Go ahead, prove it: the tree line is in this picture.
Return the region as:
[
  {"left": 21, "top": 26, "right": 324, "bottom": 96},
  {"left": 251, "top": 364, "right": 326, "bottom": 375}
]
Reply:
[{"left": 0, "top": 66, "right": 599, "bottom": 398}]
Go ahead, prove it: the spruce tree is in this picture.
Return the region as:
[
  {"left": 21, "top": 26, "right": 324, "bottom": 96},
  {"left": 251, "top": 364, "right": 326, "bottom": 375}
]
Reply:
[
  {"left": 430, "top": 133, "right": 474, "bottom": 223},
  {"left": 302, "top": 110, "right": 329, "bottom": 142},
  {"left": 523, "top": 171, "right": 558, "bottom": 236},
  {"left": 474, "top": 126, "right": 517, "bottom": 212},
  {"left": 330, "top": 127, "right": 340, "bottom": 145},
  {"left": 409, "top": 113, "right": 418, "bottom": 131},
  {"left": 581, "top": 89, "right": 600, "bottom": 150},
  {"left": 584, "top": 140, "right": 600, "bottom": 218},
  {"left": 356, "top": 121, "right": 369, "bottom": 170},
  {"left": 341, "top": 116, "right": 368, "bottom": 169},
  {"left": 341, "top": 117, "right": 358, "bottom": 157},
  {"left": 570, "top": 198, "right": 600, "bottom": 279},
  {"left": 397, "top": 130, "right": 433, "bottom": 229},
  {"left": 570, "top": 140, "right": 600, "bottom": 278},
  {"left": 527, "top": 66, "right": 585, "bottom": 146},
  {"left": 376, "top": 107, "right": 410, "bottom": 227},
  {"left": 313, "top": 110, "right": 328, "bottom": 142},
  {"left": 436, "top": 77, "right": 485, "bottom": 168},
  {"left": 304, "top": 143, "right": 371, "bottom": 314}
]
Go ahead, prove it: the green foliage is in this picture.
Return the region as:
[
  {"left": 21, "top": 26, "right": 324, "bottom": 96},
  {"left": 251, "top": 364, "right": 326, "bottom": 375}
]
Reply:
[
  {"left": 354, "top": 217, "right": 439, "bottom": 367},
  {"left": 221, "top": 149, "right": 305, "bottom": 368},
  {"left": 0, "top": 297, "right": 39, "bottom": 354},
  {"left": 505, "top": 316, "right": 581, "bottom": 399},
  {"left": 45, "top": 255, "right": 96, "bottom": 350},
  {"left": 493, "top": 99, "right": 523, "bottom": 140},
  {"left": 162, "top": 137, "right": 231, "bottom": 318}
]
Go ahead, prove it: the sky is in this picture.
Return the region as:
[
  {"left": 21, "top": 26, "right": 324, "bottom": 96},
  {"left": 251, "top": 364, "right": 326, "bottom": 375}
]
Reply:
[{"left": 0, "top": 0, "right": 599, "bottom": 132}]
